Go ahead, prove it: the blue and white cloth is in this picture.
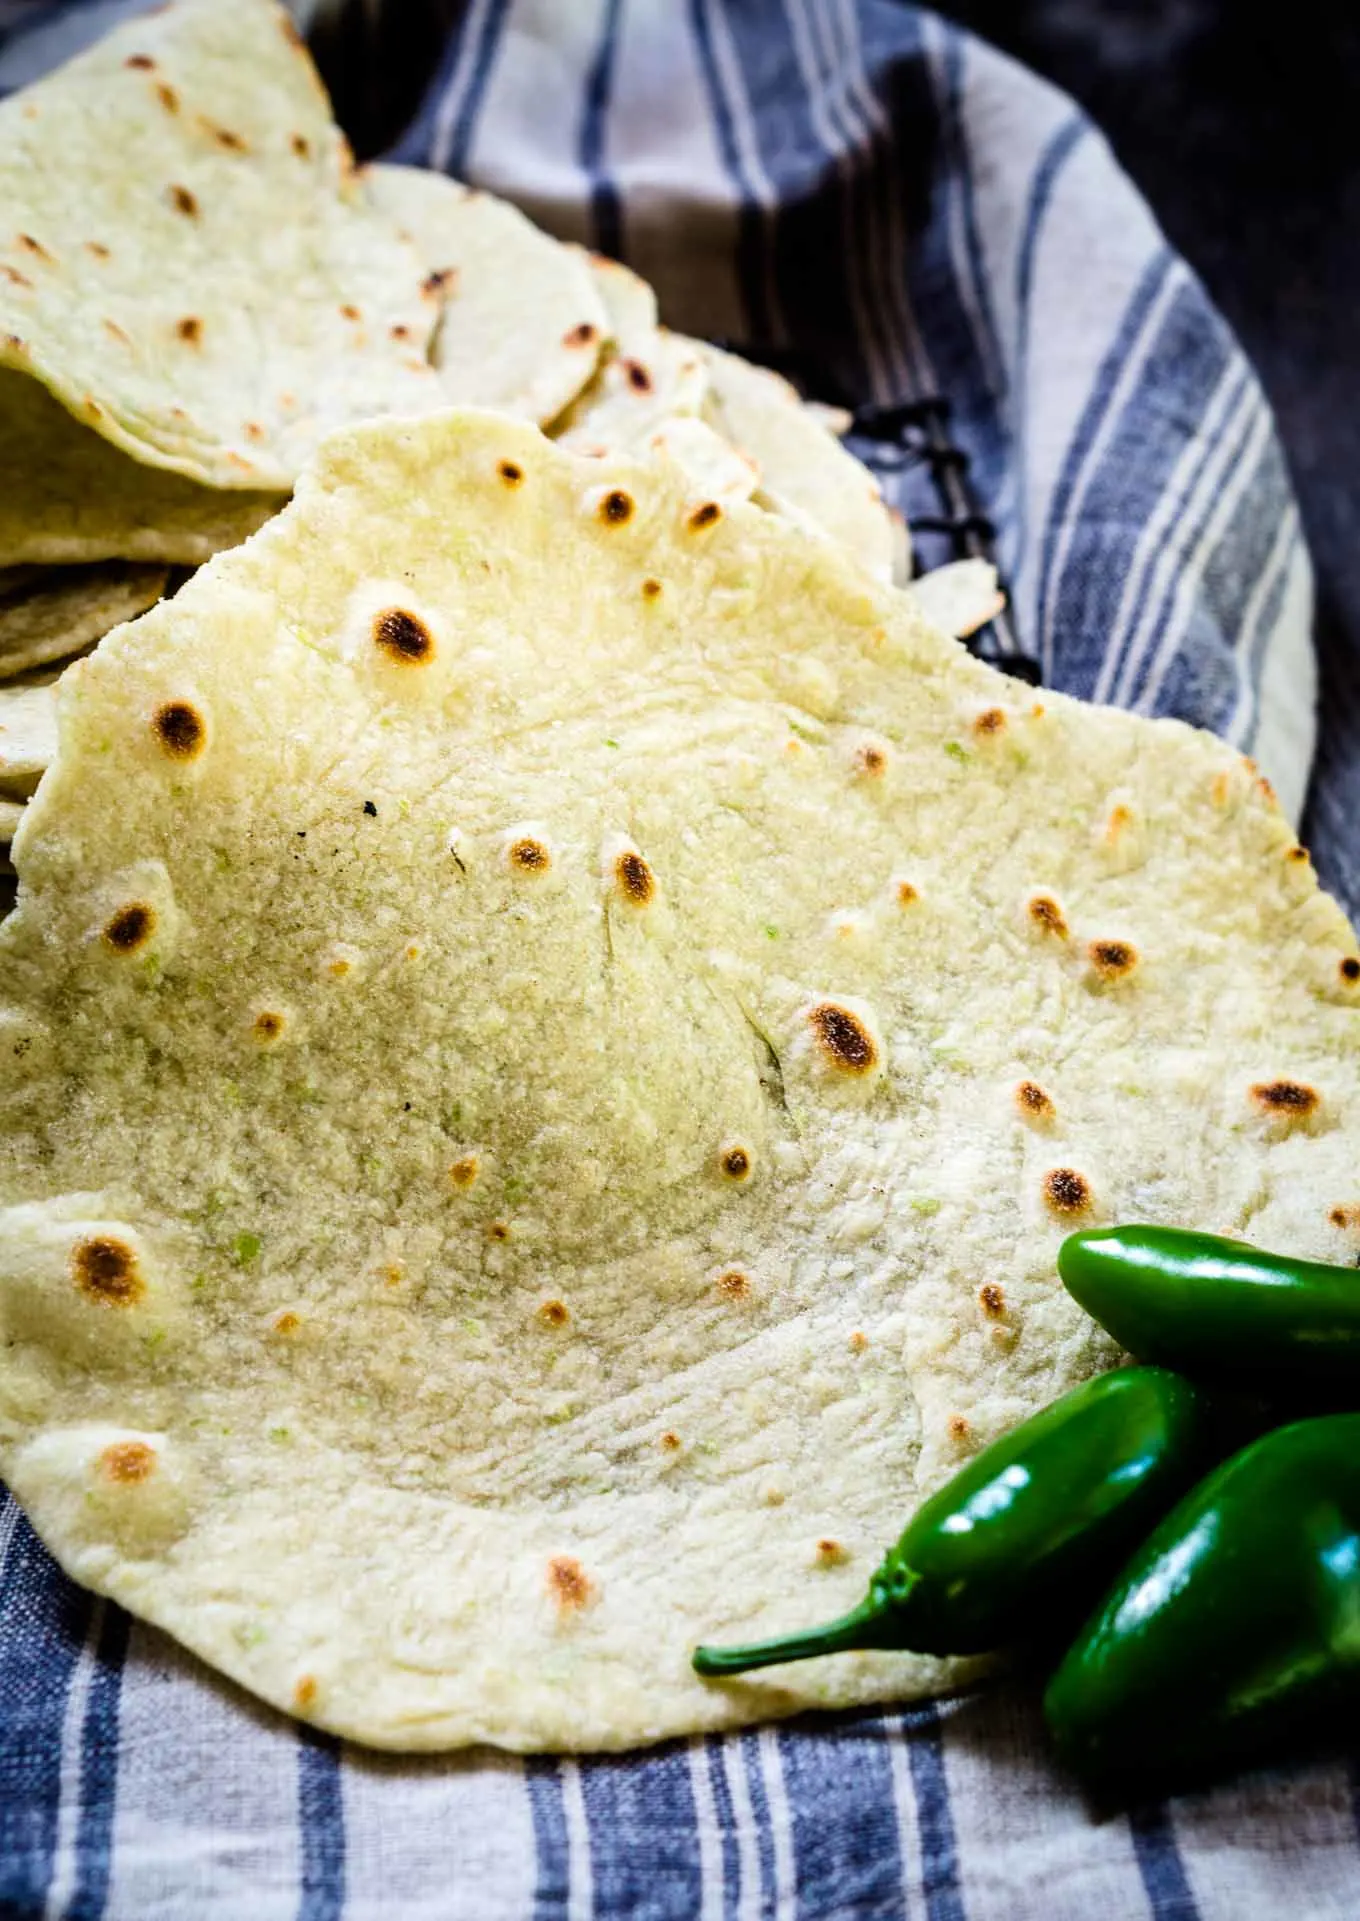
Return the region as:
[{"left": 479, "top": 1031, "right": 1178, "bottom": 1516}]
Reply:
[{"left": 2, "top": 4, "right": 1358, "bottom": 1917}]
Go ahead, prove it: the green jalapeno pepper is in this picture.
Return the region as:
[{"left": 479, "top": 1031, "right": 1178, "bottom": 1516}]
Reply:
[
  {"left": 692, "top": 1366, "right": 1205, "bottom": 1677},
  {"left": 1058, "top": 1225, "right": 1360, "bottom": 1384},
  {"left": 1044, "top": 1412, "right": 1360, "bottom": 1794}
]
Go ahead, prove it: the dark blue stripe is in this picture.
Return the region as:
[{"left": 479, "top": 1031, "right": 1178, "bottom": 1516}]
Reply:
[
  {"left": 0, "top": 1508, "right": 92, "bottom": 1921},
  {"left": 297, "top": 1730, "right": 346, "bottom": 1921},
  {"left": 1010, "top": 113, "right": 1088, "bottom": 586},
  {"left": 386, "top": 0, "right": 510, "bottom": 175},
  {"left": 577, "top": 1742, "right": 704, "bottom": 1920},
  {"left": 902, "top": 1703, "right": 966, "bottom": 1921},
  {"left": 943, "top": 24, "right": 1007, "bottom": 405},
  {"left": 1129, "top": 1800, "right": 1200, "bottom": 1921},
  {"left": 580, "top": 0, "right": 624, "bottom": 259},
  {"left": 526, "top": 1758, "right": 570, "bottom": 1920},
  {"left": 779, "top": 1714, "right": 906, "bottom": 1915},
  {"left": 65, "top": 1601, "right": 130, "bottom": 1921},
  {"left": 1033, "top": 244, "right": 1175, "bottom": 673},
  {"left": 688, "top": 0, "right": 772, "bottom": 342},
  {"left": 704, "top": 1734, "right": 742, "bottom": 1920}
]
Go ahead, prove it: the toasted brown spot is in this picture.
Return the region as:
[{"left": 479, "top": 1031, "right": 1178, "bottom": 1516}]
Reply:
[
  {"left": 1015, "top": 1080, "right": 1054, "bottom": 1120},
  {"left": 212, "top": 126, "right": 247, "bottom": 152},
  {"left": 422, "top": 268, "right": 454, "bottom": 298},
  {"left": 509, "top": 837, "right": 551, "bottom": 874},
  {"left": 498, "top": 459, "right": 524, "bottom": 486},
  {"left": 848, "top": 1329, "right": 868, "bottom": 1353},
  {"left": 1089, "top": 939, "right": 1138, "bottom": 978},
  {"left": 17, "top": 234, "right": 51, "bottom": 262},
  {"left": 0, "top": 265, "right": 32, "bottom": 289},
  {"left": 101, "top": 1440, "right": 156, "bottom": 1483},
  {"left": 687, "top": 501, "right": 722, "bottom": 532},
  {"left": 102, "top": 318, "right": 131, "bottom": 345},
  {"left": 152, "top": 700, "right": 206, "bottom": 760},
  {"left": 381, "top": 1263, "right": 404, "bottom": 1289},
  {"left": 103, "top": 903, "right": 156, "bottom": 953},
  {"left": 1251, "top": 1080, "right": 1319, "bottom": 1118},
  {"left": 485, "top": 1219, "right": 511, "bottom": 1242},
  {"left": 1028, "top": 894, "right": 1068, "bottom": 938},
  {"left": 390, "top": 324, "right": 413, "bottom": 341},
  {"left": 3, "top": 333, "right": 25, "bottom": 353},
  {"left": 293, "top": 1675, "right": 318, "bottom": 1712},
  {"left": 449, "top": 1155, "right": 479, "bottom": 1188},
  {"left": 615, "top": 850, "right": 654, "bottom": 904},
  {"left": 1044, "top": 1168, "right": 1092, "bottom": 1216},
  {"left": 717, "top": 1269, "right": 751, "bottom": 1300},
  {"left": 252, "top": 1010, "right": 286, "bottom": 1043},
  {"left": 73, "top": 1236, "right": 144, "bottom": 1307},
  {"left": 272, "top": 1311, "right": 301, "bottom": 1335},
  {"left": 598, "top": 489, "right": 634, "bottom": 526},
  {"left": 225, "top": 452, "right": 253, "bottom": 473},
  {"left": 538, "top": 1299, "right": 570, "bottom": 1327},
  {"left": 373, "top": 607, "right": 435, "bottom": 665},
  {"left": 854, "top": 743, "right": 889, "bottom": 778},
  {"left": 281, "top": 14, "right": 305, "bottom": 47},
  {"left": 340, "top": 303, "right": 361, "bottom": 322},
  {"left": 176, "top": 315, "right": 202, "bottom": 345},
  {"left": 622, "top": 358, "right": 652, "bottom": 392},
  {"left": 659, "top": 1430, "right": 681, "bottom": 1451},
  {"left": 806, "top": 1002, "right": 878, "bottom": 1075},
  {"left": 244, "top": 421, "right": 265, "bottom": 443},
  {"left": 1256, "top": 775, "right": 1277, "bottom": 806},
  {"left": 641, "top": 577, "right": 662, "bottom": 599},
  {"left": 979, "top": 1282, "right": 1006, "bottom": 1320},
  {"left": 720, "top": 1145, "right": 752, "bottom": 1182},
  {"left": 563, "top": 322, "right": 598, "bottom": 347},
  {"left": 948, "top": 1415, "right": 971, "bottom": 1442},
  {"left": 124, "top": 53, "right": 156, "bottom": 69},
  {"left": 156, "top": 84, "right": 179, "bottom": 113},
  {"left": 1340, "top": 958, "right": 1360, "bottom": 985},
  {"left": 897, "top": 881, "right": 919, "bottom": 907},
  {"left": 1289, "top": 845, "right": 1311, "bottom": 863},
  {"left": 972, "top": 708, "right": 1006, "bottom": 736},
  {"left": 1330, "top": 1206, "right": 1360, "bottom": 1230},
  {"left": 168, "top": 184, "right": 198, "bottom": 217},
  {"left": 816, "top": 1538, "right": 848, "bottom": 1566},
  {"left": 84, "top": 396, "right": 104, "bottom": 421},
  {"left": 548, "top": 1555, "right": 592, "bottom": 1609},
  {"left": 1105, "top": 803, "right": 1134, "bottom": 841},
  {"left": 291, "top": 133, "right": 311, "bottom": 159}
]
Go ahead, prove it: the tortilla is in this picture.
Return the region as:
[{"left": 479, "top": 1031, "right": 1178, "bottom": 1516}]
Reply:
[
  {"left": 0, "top": 561, "right": 168, "bottom": 679},
  {"left": 0, "top": 410, "right": 1354, "bottom": 1756},
  {"left": 695, "top": 341, "right": 899, "bottom": 582},
  {"left": 910, "top": 559, "right": 1006, "bottom": 641},
  {"left": 0, "top": 670, "right": 62, "bottom": 796},
  {"left": 364, "top": 167, "right": 608, "bottom": 428},
  {"left": 553, "top": 256, "right": 705, "bottom": 451},
  {"left": 0, "top": 369, "right": 281, "bottom": 569},
  {"left": 0, "top": 0, "right": 440, "bottom": 490}
]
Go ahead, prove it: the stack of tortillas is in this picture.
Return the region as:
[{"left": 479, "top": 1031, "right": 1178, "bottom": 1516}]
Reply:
[
  {"left": 0, "top": 403, "right": 1355, "bottom": 1753},
  {"left": 0, "top": 0, "right": 1004, "bottom": 874}
]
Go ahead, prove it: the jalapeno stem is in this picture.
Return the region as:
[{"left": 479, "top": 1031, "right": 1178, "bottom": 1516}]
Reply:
[{"left": 693, "top": 1592, "right": 900, "bottom": 1676}]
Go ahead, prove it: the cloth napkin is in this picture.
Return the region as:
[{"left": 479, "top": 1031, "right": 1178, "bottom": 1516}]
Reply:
[{"left": 2, "top": 4, "right": 1358, "bottom": 1918}]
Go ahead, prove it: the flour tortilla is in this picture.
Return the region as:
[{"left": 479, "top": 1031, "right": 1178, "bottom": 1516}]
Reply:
[
  {"left": 0, "top": 0, "right": 440, "bottom": 489},
  {"left": 0, "top": 670, "right": 62, "bottom": 795},
  {"left": 364, "top": 167, "right": 607, "bottom": 427},
  {"left": 911, "top": 559, "right": 1006, "bottom": 641},
  {"left": 0, "top": 369, "right": 281, "bottom": 569},
  {"left": 696, "top": 340, "right": 899, "bottom": 582},
  {"left": 553, "top": 256, "right": 706, "bottom": 451},
  {"left": 0, "top": 410, "right": 1355, "bottom": 1756},
  {"left": 0, "top": 562, "right": 168, "bottom": 679}
]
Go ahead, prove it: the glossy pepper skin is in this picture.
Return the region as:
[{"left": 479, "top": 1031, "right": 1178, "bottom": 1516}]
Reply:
[
  {"left": 1045, "top": 1413, "right": 1360, "bottom": 1795},
  {"left": 1058, "top": 1226, "right": 1360, "bottom": 1385},
  {"left": 692, "top": 1366, "right": 1205, "bottom": 1677}
]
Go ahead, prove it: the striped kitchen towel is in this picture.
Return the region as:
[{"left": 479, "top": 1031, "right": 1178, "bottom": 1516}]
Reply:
[{"left": 2, "top": 3, "right": 1359, "bottom": 1919}]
